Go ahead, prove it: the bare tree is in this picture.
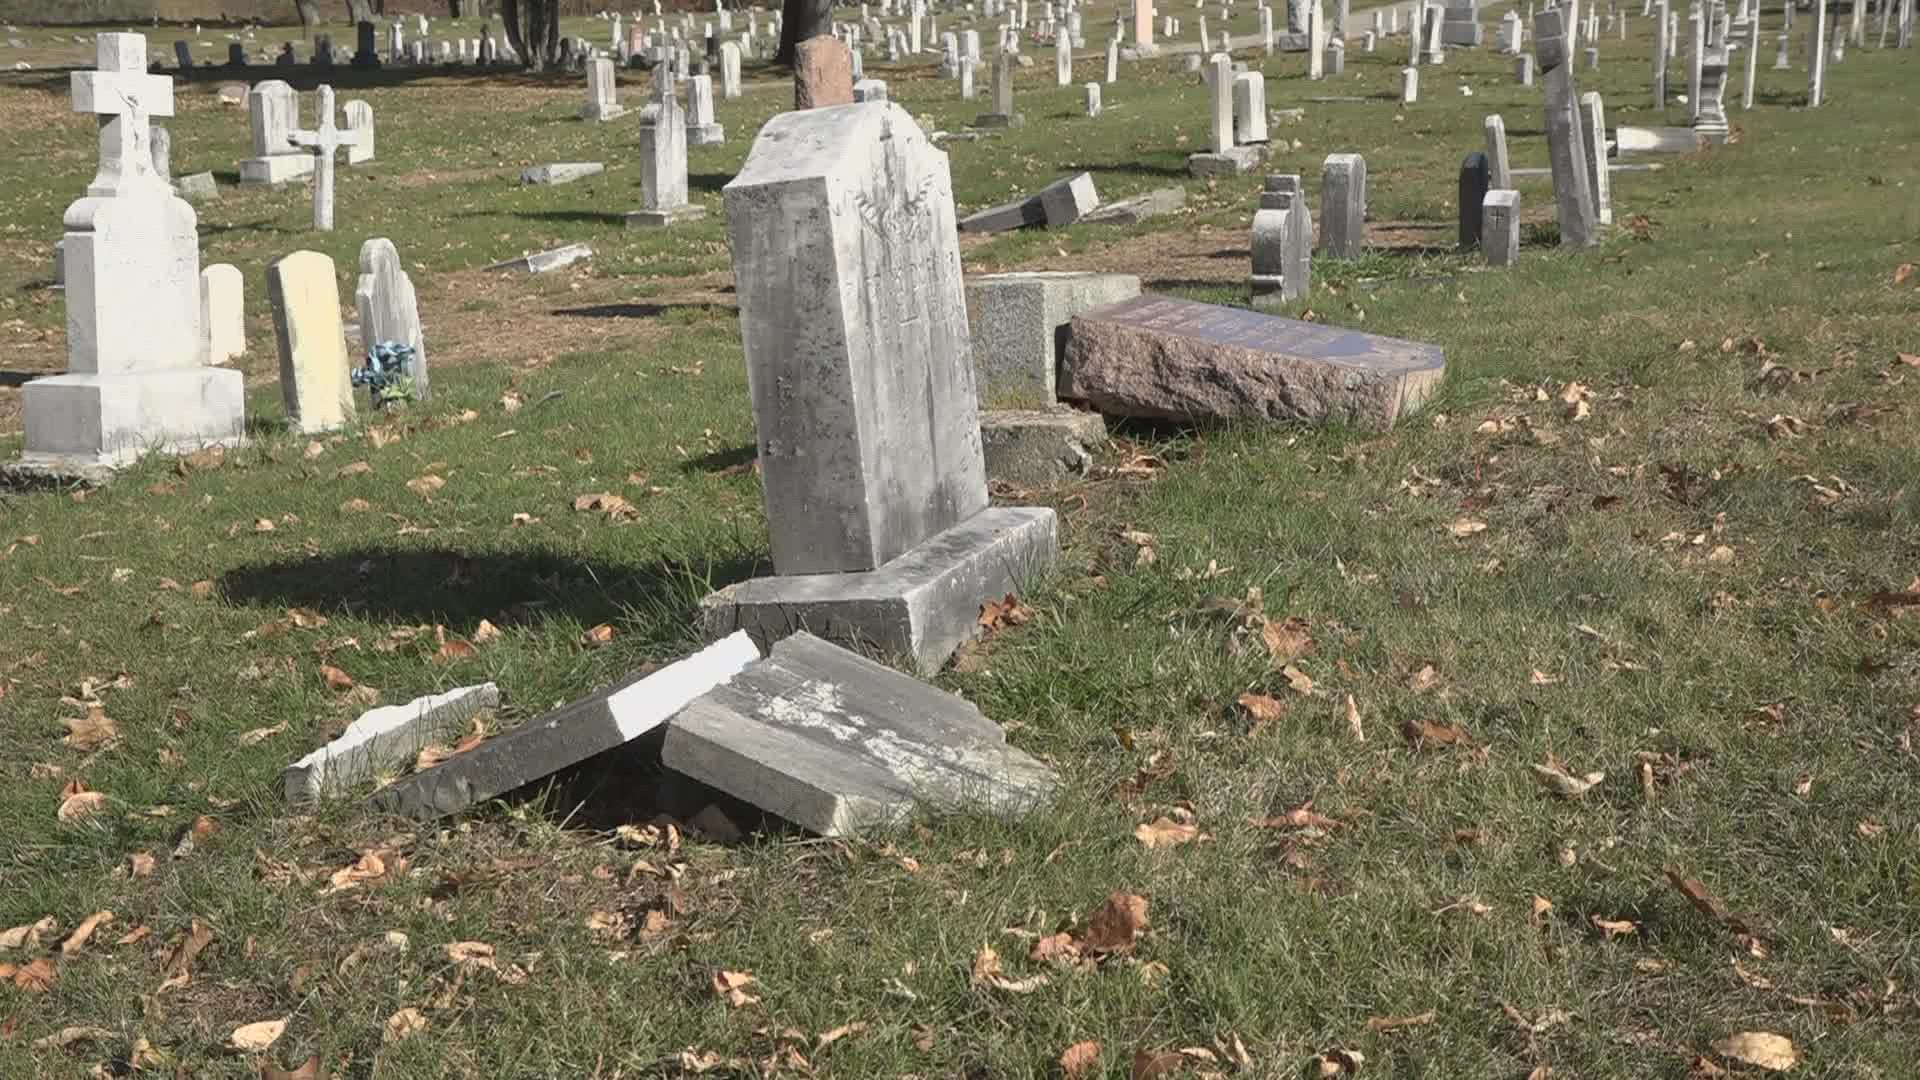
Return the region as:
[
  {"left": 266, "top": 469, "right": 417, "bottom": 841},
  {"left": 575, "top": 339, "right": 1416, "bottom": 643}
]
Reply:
[
  {"left": 293, "top": 0, "right": 322, "bottom": 29},
  {"left": 500, "top": 0, "right": 563, "bottom": 69},
  {"left": 777, "top": 0, "right": 834, "bottom": 63}
]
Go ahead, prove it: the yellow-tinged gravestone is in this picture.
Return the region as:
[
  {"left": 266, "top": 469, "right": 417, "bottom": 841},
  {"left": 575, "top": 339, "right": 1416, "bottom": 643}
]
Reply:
[{"left": 268, "top": 250, "right": 356, "bottom": 434}]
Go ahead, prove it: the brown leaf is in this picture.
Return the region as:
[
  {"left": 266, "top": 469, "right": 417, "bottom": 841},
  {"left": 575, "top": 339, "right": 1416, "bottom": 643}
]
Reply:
[
  {"left": 0, "top": 917, "right": 58, "bottom": 952},
  {"left": 229, "top": 1017, "right": 287, "bottom": 1052},
  {"left": 406, "top": 474, "right": 445, "bottom": 498},
  {"left": 1249, "top": 802, "right": 1341, "bottom": 830},
  {"left": 1895, "top": 262, "right": 1916, "bottom": 287},
  {"left": 1261, "top": 616, "right": 1313, "bottom": 662},
  {"left": 978, "top": 593, "right": 1036, "bottom": 631},
  {"left": 1343, "top": 693, "right": 1364, "bottom": 741},
  {"left": 335, "top": 460, "right": 372, "bottom": 478},
  {"left": 1406, "top": 664, "right": 1439, "bottom": 693},
  {"left": 1281, "top": 664, "right": 1315, "bottom": 694},
  {"left": 1132, "top": 1048, "right": 1186, "bottom": 1080},
  {"left": 471, "top": 619, "right": 501, "bottom": 644},
  {"left": 11, "top": 956, "right": 56, "bottom": 992},
  {"left": 261, "top": 1055, "right": 326, "bottom": 1080},
  {"left": 1399, "top": 718, "right": 1467, "bottom": 747},
  {"left": 1083, "top": 891, "right": 1150, "bottom": 955},
  {"left": 340, "top": 498, "right": 372, "bottom": 513},
  {"left": 1446, "top": 519, "right": 1488, "bottom": 537},
  {"left": 383, "top": 1007, "right": 427, "bottom": 1043},
  {"left": 1060, "top": 1041, "right": 1103, "bottom": 1078},
  {"left": 573, "top": 492, "right": 638, "bottom": 520},
  {"left": 238, "top": 721, "right": 288, "bottom": 746},
  {"left": 31, "top": 1025, "right": 115, "bottom": 1049},
  {"left": 126, "top": 852, "right": 155, "bottom": 878},
  {"left": 711, "top": 969, "right": 760, "bottom": 1008},
  {"left": 1238, "top": 692, "right": 1288, "bottom": 731},
  {"left": 1134, "top": 817, "right": 1201, "bottom": 849},
  {"left": 581, "top": 623, "right": 616, "bottom": 648},
  {"left": 60, "top": 706, "right": 119, "bottom": 751},
  {"left": 433, "top": 637, "right": 477, "bottom": 663},
  {"left": 1366, "top": 1009, "right": 1437, "bottom": 1032},
  {"left": 1664, "top": 868, "right": 1754, "bottom": 936},
  {"left": 1590, "top": 915, "right": 1640, "bottom": 938},
  {"left": 1712, "top": 1032, "right": 1797, "bottom": 1072},
  {"left": 59, "top": 910, "right": 113, "bottom": 955},
  {"left": 1531, "top": 760, "right": 1604, "bottom": 798},
  {"left": 1314, "top": 1048, "right": 1366, "bottom": 1075},
  {"left": 318, "top": 664, "right": 354, "bottom": 691},
  {"left": 158, "top": 918, "right": 214, "bottom": 990},
  {"left": 57, "top": 789, "right": 107, "bottom": 823}
]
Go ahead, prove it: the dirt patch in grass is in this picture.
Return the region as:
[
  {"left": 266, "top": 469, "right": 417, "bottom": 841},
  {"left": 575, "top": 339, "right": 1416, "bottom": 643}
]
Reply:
[{"left": 421, "top": 266, "right": 736, "bottom": 371}]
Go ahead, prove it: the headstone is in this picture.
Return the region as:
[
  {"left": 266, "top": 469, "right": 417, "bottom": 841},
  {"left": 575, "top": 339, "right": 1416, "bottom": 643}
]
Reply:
[
  {"left": 1400, "top": 64, "right": 1419, "bottom": 100},
  {"left": 1535, "top": 9, "right": 1597, "bottom": 248},
  {"left": 343, "top": 99, "right": 374, "bottom": 165},
  {"left": 175, "top": 171, "right": 217, "bottom": 202},
  {"left": 1773, "top": 29, "right": 1790, "bottom": 66},
  {"left": 1039, "top": 171, "right": 1100, "bottom": 225},
  {"left": 1687, "top": 10, "right": 1704, "bottom": 121},
  {"left": 976, "top": 49, "right": 1023, "bottom": 125},
  {"left": 1483, "top": 113, "right": 1511, "bottom": 188},
  {"left": 960, "top": 55, "right": 977, "bottom": 97},
  {"left": 963, "top": 271, "right": 1141, "bottom": 407},
  {"left": 629, "top": 87, "right": 706, "bottom": 227},
  {"left": 227, "top": 42, "right": 247, "bottom": 66},
  {"left": 1055, "top": 30, "right": 1072, "bottom": 83},
  {"left": 1085, "top": 81, "right": 1103, "bottom": 116},
  {"left": 355, "top": 238, "right": 428, "bottom": 403},
  {"left": 1503, "top": 9, "right": 1523, "bottom": 51},
  {"left": 1442, "top": 0, "right": 1484, "bottom": 44},
  {"left": 1308, "top": 0, "right": 1326, "bottom": 76},
  {"left": 1482, "top": 189, "right": 1520, "bottom": 266},
  {"left": 1581, "top": 91, "right": 1613, "bottom": 225},
  {"left": 686, "top": 74, "right": 725, "bottom": 142},
  {"left": 1136, "top": 0, "right": 1157, "bottom": 48},
  {"left": 352, "top": 20, "right": 381, "bottom": 68},
  {"left": 1188, "top": 53, "right": 1265, "bottom": 174},
  {"left": 1457, "top": 150, "right": 1489, "bottom": 249},
  {"left": 795, "top": 34, "right": 855, "bottom": 108},
  {"left": 1652, "top": 0, "right": 1668, "bottom": 105},
  {"left": 582, "top": 56, "right": 627, "bottom": 120},
  {"left": 1061, "top": 295, "right": 1445, "bottom": 429},
  {"left": 1232, "top": 71, "right": 1268, "bottom": 144},
  {"left": 287, "top": 85, "right": 365, "bottom": 231},
  {"left": 238, "top": 80, "right": 313, "bottom": 185},
  {"left": 853, "top": 77, "right": 889, "bottom": 101},
  {"left": 662, "top": 633, "right": 1059, "bottom": 836},
  {"left": 708, "top": 102, "right": 1059, "bottom": 673},
  {"left": 1080, "top": 185, "right": 1187, "bottom": 225},
  {"left": 1695, "top": 39, "right": 1729, "bottom": 140},
  {"left": 522, "top": 161, "right": 606, "bottom": 185},
  {"left": 1250, "top": 173, "right": 1311, "bottom": 306},
  {"left": 201, "top": 263, "right": 244, "bottom": 365},
  {"left": 1106, "top": 36, "right": 1120, "bottom": 80},
  {"left": 12, "top": 33, "right": 245, "bottom": 481},
  {"left": 268, "top": 250, "right": 354, "bottom": 434},
  {"left": 173, "top": 40, "right": 191, "bottom": 69},
  {"left": 1319, "top": 152, "right": 1366, "bottom": 257},
  {"left": 285, "top": 683, "right": 503, "bottom": 806},
  {"left": 720, "top": 39, "right": 742, "bottom": 96},
  {"left": 1742, "top": 11, "right": 1759, "bottom": 109}
]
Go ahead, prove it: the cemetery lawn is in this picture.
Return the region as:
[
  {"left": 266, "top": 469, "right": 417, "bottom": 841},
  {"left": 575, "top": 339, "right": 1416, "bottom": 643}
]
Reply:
[{"left": 4, "top": 9, "right": 1920, "bottom": 1077}]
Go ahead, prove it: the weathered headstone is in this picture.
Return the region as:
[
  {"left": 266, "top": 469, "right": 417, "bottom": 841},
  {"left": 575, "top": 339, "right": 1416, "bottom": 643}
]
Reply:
[
  {"left": 286, "top": 683, "right": 502, "bottom": 805},
  {"left": 795, "top": 34, "right": 854, "bottom": 108},
  {"left": 1536, "top": 9, "right": 1597, "bottom": 248},
  {"left": 1457, "top": 151, "right": 1489, "bottom": 249},
  {"left": 11, "top": 33, "right": 245, "bottom": 481},
  {"left": 1742, "top": 11, "right": 1759, "bottom": 109},
  {"left": 1055, "top": 29, "right": 1072, "bottom": 83},
  {"left": 1482, "top": 189, "right": 1520, "bottom": 266},
  {"left": 238, "top": 79, "right": 313, "bottom": 184},
  {"left": 581, "top": 55, "right": 627, "bottom": 120},
  {"left": 1652, "top": 0, "right": 1668, "bottom": 106},
  {"left": 355, "top": 238, "right": 428, "bottom": 402},
  {"left": 628, "top": 85, "right": 705, "bottom": 227},
  {"left": 1400, "top": 64, "right": 1419, "bottom": 101},
  {"left": 1084, "top": 81, "right": 1103, "bottom": 116},
  {"left": 1319, "top": 152, "right": 1366, "bottom": 257},
  {"left": 1484, "top": 113, "right": 1512, "bottom": 188},
  {"left": 1189, "top": 53, "right": 1265, "bottom": 174},
  {"left": 720, "top": 39, "right": 742, "bottom": 96},
  {"left": 1232, "top": 71, "right": 1269, "bottom": 144},
  {"left": 686, "top": 73, "right": 725, "bottom": 142},
  {"left": 976, "top": 49, "right": 1023, "bottom": 125},
  {"left": 268, "top": 250, "right": 354, "bottom": 434},
  {"left": 963, "top": 270, "right": 1141, "bottom": 407},
  {"left": 173, "top": 39, "right": 192, "bottom": 69},
  {"left": 1061, "top": 295, "right": 1445, "bottom": 429},
  {"left": 853, "top": 77, "right": 889, "bottom": 101},
  {"left": 201, "top": 263, "right": 244, "bottom": 365},
  {"left": 343, "top": 98, "right": 374, "bottom": 165},
  {"left": 707, "top": 102, "right": 1059, "bottom": 673},
  {"left": 1581, "top": 91, "right": 1613, "bottom": 225},
  {"left": 1686, "top": 9, "right": 1704, "bottom": 121}
]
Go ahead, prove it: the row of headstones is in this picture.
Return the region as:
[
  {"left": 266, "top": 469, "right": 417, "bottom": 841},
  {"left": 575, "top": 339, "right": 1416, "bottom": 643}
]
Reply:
[
  {"left": 236, "top": 81, "right": 375, "bottom": 232},
  {"left": 583, "top": 43, "right": 744, "bottom": 123}
]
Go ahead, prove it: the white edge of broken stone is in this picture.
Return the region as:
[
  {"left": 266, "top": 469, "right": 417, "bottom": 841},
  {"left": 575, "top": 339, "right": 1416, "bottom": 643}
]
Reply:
[
  {"left": 282, "top": 682, "right": 500, "bottom": 804},
  {"left": 607, "top": 629, "right": 761, "bottom": 740}
]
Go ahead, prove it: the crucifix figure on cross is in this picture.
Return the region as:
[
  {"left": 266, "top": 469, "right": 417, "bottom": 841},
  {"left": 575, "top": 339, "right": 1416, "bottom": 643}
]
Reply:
[
  {"left": 287, "top": 85, "right": 367, "bottom": 231},
  {"left": 71, "top": 33, "right": 174, "bottom": 198}
]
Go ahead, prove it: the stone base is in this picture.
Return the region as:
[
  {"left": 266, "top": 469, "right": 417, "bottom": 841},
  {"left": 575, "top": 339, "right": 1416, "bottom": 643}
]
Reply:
[
  {"left": 981, "top": 408, "right": 1107, "bottom": 487},
  {"left": 581, "top": 104, "right": 629, "bottom": 121},
  {"left": 1187, "top": 145, "right": 1269, "bottom": 177},
  {"left": 973, "top": 111, "right": 1025, "bottom": 128},
  {"left": 10, "top": 367, "right": 247, "bottom": 483},
  {"left": 238, "top": 153, "right": 314, "bottom": 185},
  {"left": 625, "top": 205, "right": 709, "bottom": 228},
  {"left": 1081, "top": 186, "right": 1186, "bottom": 225},
  {"left": 1248, "top": 273, "right": 1289, "bottom": 309},
  {"left": 686, "top": 123, "right": 725, "bottom": 145},
  {"left": 700, "top": 506, "right": 1059, "bottom": 676}
]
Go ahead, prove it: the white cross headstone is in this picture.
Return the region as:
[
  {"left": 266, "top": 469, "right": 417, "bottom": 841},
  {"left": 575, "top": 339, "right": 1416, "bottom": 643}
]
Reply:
[{"left": 287, "top": 85, "right": 366, "bottom": 231}]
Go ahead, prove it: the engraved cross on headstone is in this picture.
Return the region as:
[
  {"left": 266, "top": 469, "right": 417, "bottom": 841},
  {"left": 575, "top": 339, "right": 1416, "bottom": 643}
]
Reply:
[
  {"left": 287, "top": 85, "right": 366, "bottom": 231},
  {"left": 72, "top": 33, "right": 175, "bottom": 198}
]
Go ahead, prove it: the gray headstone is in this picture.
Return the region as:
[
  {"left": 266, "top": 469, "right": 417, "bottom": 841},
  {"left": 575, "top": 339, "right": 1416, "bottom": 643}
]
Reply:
[
  {"left": 1457, "top": 151, "right": 1490, "bottom": 249},
  {"left": 354, "top": 237, "right": 428, "bottom": 402},
  {"left": 1319, "top": 152, "right": 1366, "bottom": 257},
  {"left": 963, "top": 271, "right": 1141, "bottom": 407},
  {"left": 1482, "top": 188, "right": 1520, "bottom": 267},
  {"left": 1483, "top": 113, "right": 1512, "bottom": 188},
  {"left": 1535, "top": 9, "right": 1597, "bottom": 248}
]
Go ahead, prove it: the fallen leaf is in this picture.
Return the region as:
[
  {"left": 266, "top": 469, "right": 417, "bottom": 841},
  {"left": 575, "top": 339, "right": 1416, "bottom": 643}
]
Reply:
[
  {"left": 1238, "top": 692, "right": 1288, "bottom": 731},
  {"left": 1591, "top": 915, "right": 1640, "bottom": 938},
  {"left": 340, "top": 498, "right": 372, "bottom": 512},
  {"left": 238, "top": 721, "right": 288, "bottom": 746},
  {"left": 57, "top": 789, "right": 107, "bottom": 823},
  {"left": 1083, "top": 891, "right": 1150, "bottom": 955},
  {"left": 1249, "top": 802, "right": 1341, "bottom": 830},
  {"left": 0, "top": 917, "right": 59, "bottom": 951},
  {"left": 1261, "top": 616, "right": 1313, "bottom": 662},
  {"left": 433, "top": 637, "right": 477, "bottom": 663},
  {"left": 472, "top": 619, "right": 501, "bottom": 644},
  {"left": 1400, "top": 718, "right": 1467, "bottom": 747},
  {"left": 1343, "top": 693, "right": 1364, "bottom": 741},
  {"left": 1132, "top": 1047, "right": 1186, "bottom": 1080},
  {"left": 60, "top": 706, "right": 119, "bottom": 751},
  {"left": 10, "top": 957, "right": 56, "bottom": 992},
  {"left": 1406, "top": 664, "right": 1439, "bottom": 693},
  {"left": 1314, "top": 1048, "right": 1366, "bottom": 1075},
  {"left": 60, "top": 911, "right": 113, "bottom": 955},
  {"left": 126, "top": 852, "right": 155, "bottom": 878},
  {"left": 115, "top": 925, "right": 151, "bottom": 946},
  {"left": 31, "top": 1026, "right": 113, "bottom": 1049},
  {"left": 1060, "top": 1040, "right": 1103, "bottom": 1078},
  {"left": 1281, "top": 664, "right": 1315, "bottom": 694},
  {"left": 1447, "top": 519, "right": 1488, "bottom": 537},
  {"left": 157, "top": 919, "right": 213, "bottom": 990},
  {"left": 336, "top": 460, "right": 372, "bottom": 478},
  {"left": 814, "top": 1021, "right": 869, "bottom": 1050},
  {"left": 573, "top": 492, "right": 637, "bottom": 520},
  {"left": 581, "top": 623, "right": 615, "bottom": 648},
  {"left": 406, "top": 474, "right": 446, "bottom": 497},
  {"left": 260, "top": 1055, "right": 325, "bottom": 1080},
  {"left": 228, "top": 1018, "right": 287, "bottom": 1052},
  {"left": 1712, "top": 1031, "right": 1797, "bottom": 1072},
  {"left": 318, "top": 665, "right": 354, "bottom": 691},
  {"left": 1134, "top": 817, "right": 1201, "bottom": 849},
  {"left": 1366, "top": 1009, "right": 1437, "bottom": 1032},
  {"left": 711, "top": 969, "right": 760, "bottom": 1008},
  {"left": 383, "top": 1007, "right": 427, "bottom": 1043},
  {"left": 1531, "top": 761, "right": 1604, "bottom": 798},
  {"left": 1895, "top": 262, "right": 1916, "bottom": 287}
]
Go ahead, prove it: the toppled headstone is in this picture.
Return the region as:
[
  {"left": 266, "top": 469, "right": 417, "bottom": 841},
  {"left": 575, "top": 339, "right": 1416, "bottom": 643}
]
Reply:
[
  {"left": 964, "top": 270, "right": 1141, "bottom": 407},
  {"left": 663, "top": 632, "right": 1059, "bottom": 836},
  {"left": 283, "top": 682, "right": 500, "bottom": 804},
  {"left": 958, "top": 172, "right": 1099, "bottom": 234},
  {"left": 484, "top": 243, "right": 593, "bottom": 273},
  {"left": 1613, "top": 125, "right": 1703, "bottom": 153},
  {"left": 368, "top": 635, "right": 760, "bottom": 820},
  {"left": 521, "top": 161, "right": 605, "bottom": 185},
  {"left": 1062, "top": 294, "right": 1445, "bottom": 430},
  {"left": 1081, "top": 186, "right": 1186, "bottom": 225},
  {"left": 174, "top": 171, "right": 217, "bottom": 201},
  {"left": 981, "top": 407, "right": 1107, "bottom": 486}
]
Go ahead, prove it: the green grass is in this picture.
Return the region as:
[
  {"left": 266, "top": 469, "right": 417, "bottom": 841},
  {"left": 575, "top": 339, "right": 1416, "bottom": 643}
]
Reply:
[{"left": 3, "top": 3, "right": 1920, "bottom": 1077}]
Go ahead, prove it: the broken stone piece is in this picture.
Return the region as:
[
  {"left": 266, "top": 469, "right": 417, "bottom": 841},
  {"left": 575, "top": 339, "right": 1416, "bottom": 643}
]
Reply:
[
  {"left": 283, "top": 682, "right": 499, "bottom": 804},
  {"left": 1080, "top": 186, "right": 1186, "bottom": 225},
  {"left": 366, "top": 632, "right": 760, "bottom": 821},
  {"left": 483, "top": 243, "right": 593, "bottom": 273},
  {"left": 981, "top": 407, "right": 1107, "bottom": 487},
  {"left": 662, "top": 632, "right": 1058, "bottom": 836},
  {"left": 520, "top": 161, "right": 605, "bottom": 185}
]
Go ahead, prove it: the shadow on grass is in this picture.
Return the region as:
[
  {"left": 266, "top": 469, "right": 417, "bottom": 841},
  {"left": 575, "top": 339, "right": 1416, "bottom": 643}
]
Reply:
[
  {"left": 679, "top": 443, "right": 758, "bottom": 475},
  {"left": 514, "top": 732, "right": 788, "bottom": 838},
  {"left": 552, "top": 302, "right": 733, "bottom": 320},
  {"left": 1062, "top": 160, "right": 1194, "bottom": 179},
  {"left": 217, "top": 544, "right": 765, "bottom": 640},
  {"left": 486, "top": 209, "right": 632, "bottom": 226}
]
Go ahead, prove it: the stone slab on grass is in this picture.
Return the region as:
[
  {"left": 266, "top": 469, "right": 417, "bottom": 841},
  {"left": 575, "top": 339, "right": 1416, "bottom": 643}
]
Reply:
[
  {"left": 521, "top": 161, "right": 605, "bottom": 185},
  {"left": 1080, "top": 186, "right": 1186, "bottom": 225},
  {"left": 484, "top": 243, "right": 593, "bottom": 273},
  {"left": 662, "top": 631, "right": 1058, "bottom": 836},
  {"left": 365, "top": 633, "right": 761, "bottom": 820},
  {"left": 1061, "top": 294, "right": 1445, "bottom": 430},
  {"left": 701, "top": 506, "right": 1058, "bottom": 676},
  {"left": 283, "top": 682, "right": 499, "bottom": 804}
]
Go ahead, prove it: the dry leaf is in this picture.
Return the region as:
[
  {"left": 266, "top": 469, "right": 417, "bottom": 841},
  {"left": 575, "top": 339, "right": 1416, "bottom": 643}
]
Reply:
[
  {"left": 0, "top": 917, "right": 59, "bottom": 951},
  {"left": 1366, "top": 1009, "right": 1437, "bottom": 1032},
  {"left": 336, "top": 460, "right": 372, "bottom": 478},
  {"left": 1531, "top": 761, "right": 1604, "bottom": 798},
  {"left": 406, "top": 474, "right": 446, "bottom": 497},
  {"left": 1400, "top": 718, "right": 1466, "bottom": 747},
  {"left": 1447, "top": 519, "right": 1488, "bottom": 537},
  {"left": 1249, "top": 802, "right": 1341, "bottom": 830},
  {"left": 61, "top": 706, "right": 119, "bottom": 751},
  {"left": 383, "top": 1007, "right": 427, "bottom": 1044},
  {"left": 711, "top": 969, "right": 760, "bottom": 1008},
  {"left": 11, "top": 956, "right": 57, "bottom": 992},
  {"left": 1132, "top": 1048, "right": 1186, "bottom": 1080},
  {"left": 1343, "top": 693, "right": 1364, "bottom": 741},
  {"left": 1314, "top": 1048, "right": 1366, "bottom": 1075},
  {"left": 472, "top": 619, "right": 501, "bottom": 644},
  {"left": 1407, "top": 664, "right": 1439, "bottom": 693},
  {"left": 1895, "top": 262, "right": 1916, "bottom": 287},
  {"left": 158, "top": 919, "right": 213, "bottom": 990},
  {"left": 1083, "top": 891, "right": 1150, "bottom": 955},
  {"left": 57, "top": 789, "right": 107, "bottom": 823},
  {"left": 1281, "top": 664, "right": 1315, "bottom": 694},
  {"left": 1238, "top": 692, "right": 1287, "bottom": 730},
  {"left": 318, "top": 665, "right": 354, "bottom": 691},
  {"left": 32, "top": 1026, "right": 114, "bottom": 1049},
  {"left": 127, "top": 852, "right": 155, "bottom": 878},
  {"left": 1261, "top": 616, "right": 1313, "bottom": 662},
  {"left": 433, "top": 637, "right": 477, "bottom": 663},
  {"left": 1134, "top": 817, "right": 1201, "bottom": 849},
  {"left": 238, "top": 721, "right": 287, "bottom": 746},
  {"left": 1591, "top": 915, "right": 1640, "bottom": 938},
  {"left": 260, "top": 1056, "right": 324, "bottom": 1080},
  {"left": 1060, "top": 1041, "right": 1103, "bottom": 1078},
  {"left": 581, "top": 624, "right": 615, "bottom": 648},
  {"left": 228, "top": 1017, "right": 288, "bottom": 1052},
  {"left": 60, "top": 910, "right": 113, "bottom": 955},
  {"left": 1712, "top": 1031, "right": 1797, "bottom": 1072}
]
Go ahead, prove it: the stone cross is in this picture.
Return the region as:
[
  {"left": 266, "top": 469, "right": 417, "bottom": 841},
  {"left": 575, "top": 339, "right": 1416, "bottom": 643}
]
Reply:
[
  {"left": 287, "top": 85, "right": 365, "bottom": 231},
  {"left": 71, "top": 32, "right": 174, "bottom": 198}
]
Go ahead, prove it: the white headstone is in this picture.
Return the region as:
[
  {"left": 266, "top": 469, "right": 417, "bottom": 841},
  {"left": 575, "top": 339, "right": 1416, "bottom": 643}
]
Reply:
[
  {"left": 268, "top": 250, "right": 355, "bottom": 434},
  {"left": 355, "top": 237, "right": 428, "bottom": 401},
  {"left": 201, "top": 263, "right": 245, "bottom": 366}
]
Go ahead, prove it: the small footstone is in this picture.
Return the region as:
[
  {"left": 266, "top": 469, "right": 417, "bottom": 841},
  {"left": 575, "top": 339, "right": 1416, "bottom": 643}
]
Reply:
[
  {"left": 521, "top": 161, "right": 605, "bottom": 185},
  {"left": 1062, "top": 294, "right": 1445, "bottom": 430},
  {"left": 366, "top": 634, "right": 761, "bottom": 820},
  {"left": 964, "top": 270, "right": 1142, "bottom": 406},
  {"left": 1482, "top": 189, "right": 1521, "bottom": 267},
  {"left": 484, "top": 243, "right": 593, "bottom": 273},
  {"left": 282, "top": 683, "right": 500, "bottom": 804},
  {"left": 174, "top": 171, "right": 217, "bottom": 201},
  {"left": 981, "top": 407, "right": 1108, "bottom": 486},
  {"left": 662, "top": 632, "right": 1059, "bottom": 836},
  {"left": 1186, "top": 143, "right": 1269, "bottom": 177}
]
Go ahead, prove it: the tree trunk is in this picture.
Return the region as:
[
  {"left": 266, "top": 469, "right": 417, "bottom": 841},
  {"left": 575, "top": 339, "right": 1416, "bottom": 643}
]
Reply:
[
  {"left": 294, "top": 0, "right": 322, "bottom": 29},
  {"left": 777, "top": 0, "right": 834, "bottom": 64},
  {"left": 345, "top": 0, "right": 375, "bottom": 23},
  {"left": 501, "top": 0, "right": 561, "bottom": 69}
]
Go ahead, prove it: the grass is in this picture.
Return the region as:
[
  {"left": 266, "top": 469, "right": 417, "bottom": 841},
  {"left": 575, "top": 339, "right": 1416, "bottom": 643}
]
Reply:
[{"left": 3, "top": 2, "right": 1920, "bottom": 1076}]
